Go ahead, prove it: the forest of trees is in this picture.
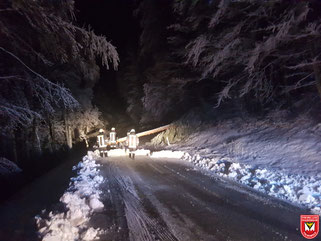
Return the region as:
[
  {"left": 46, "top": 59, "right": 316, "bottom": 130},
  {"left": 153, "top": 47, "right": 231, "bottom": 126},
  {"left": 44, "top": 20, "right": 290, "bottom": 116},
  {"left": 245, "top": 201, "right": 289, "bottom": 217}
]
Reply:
[
  {"left": 2, "top": 0, "right": 321, "bottom": 175},
  {"left": 120, "top": 0, "right": 321, "bottom": 124},
  {"left": 0, "top": 0, "right": 118, "bottom": 168}
]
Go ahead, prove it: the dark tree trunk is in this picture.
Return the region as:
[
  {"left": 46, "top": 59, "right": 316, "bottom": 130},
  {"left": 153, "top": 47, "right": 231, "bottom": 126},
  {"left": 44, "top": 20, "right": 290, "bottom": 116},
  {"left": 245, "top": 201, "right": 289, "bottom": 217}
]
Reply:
[
  {"left": 47, "top": 116, "right": 55, "bottom": 152},
  {"left": 32, "top": 119, "right": 42, "bottom": 155},
  {"left": 64, "top": 111, "right": 73, "bottom": 149}
]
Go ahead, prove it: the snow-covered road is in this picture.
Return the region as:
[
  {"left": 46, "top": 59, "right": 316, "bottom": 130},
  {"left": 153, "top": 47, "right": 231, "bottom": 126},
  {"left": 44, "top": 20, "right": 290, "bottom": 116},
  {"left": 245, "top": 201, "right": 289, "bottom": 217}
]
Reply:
[
  {"left": 0, "top": 151, "right": 315, "bottom": 241},
  {"left": 93, "top": 154, "right": 307, "bottom": 241}
]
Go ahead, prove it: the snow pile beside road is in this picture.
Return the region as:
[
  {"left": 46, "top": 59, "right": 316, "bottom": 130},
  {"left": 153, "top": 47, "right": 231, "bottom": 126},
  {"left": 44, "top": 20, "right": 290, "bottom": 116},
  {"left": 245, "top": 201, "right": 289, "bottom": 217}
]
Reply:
[
  {"left": 172, "top": 113, "right": 321, "bottom": 177},
  {"left": 135, "top": 149, "right": 151, "bottom": 156},
  {"left": 103, "top": 148, "right": 184, "bottom": 159},
  {"left": 183, "top": 153, "right": 321, "bottom": 215},
  {"left": 107, "top": 148, "right": 127, "bottom": 156},
  {"left": 35, "top": 152, "right": 105, "bottom": 241},
  {"left": 151, "top": 150, "right": 185, "bottom": 159},
  {"left": 107, "top": 148, "right": 151, "bottom": 156}
]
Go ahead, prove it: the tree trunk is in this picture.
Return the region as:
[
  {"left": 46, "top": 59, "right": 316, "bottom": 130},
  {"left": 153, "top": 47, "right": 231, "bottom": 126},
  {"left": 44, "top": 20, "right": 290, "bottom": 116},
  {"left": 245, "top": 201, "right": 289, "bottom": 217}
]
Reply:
[
  {"left": 64, "top": 111, "right": 73, "bottom": 149},
  {"left": 83, "top": 136, "right": 89, "bottom": 148},
  {"left": 47, "top": 116, "right": 54, "bottom": 152},
  {"left": 66, "top": 125, "right": 72, "bottom": 149},
  {"left": 33, "top": 119, "right": 42, "bottom": 155},
  {"left": 85, "top": 126, "right": 89, "bottom": 147},
  {"left": 79, "top": 127, "right": 89, "bottom": 148},
  {"left": 117, "top": 124, "right": 171, "bottom": 143}
]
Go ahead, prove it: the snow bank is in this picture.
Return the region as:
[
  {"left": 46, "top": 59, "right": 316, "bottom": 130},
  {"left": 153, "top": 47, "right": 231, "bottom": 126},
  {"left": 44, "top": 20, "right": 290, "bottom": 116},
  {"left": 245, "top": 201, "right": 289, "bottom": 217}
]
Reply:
[
  {"left": 103, "top": 148, "right": 183, "bottom": 159},
  {"left": 107, "top": 148, "right": 151, "bottom": 157},
  {"left": 134, "top": 149, "right": 151, "bottom": 156},
  {"left": 107, "top": 149, "right": 127, "bottom": 156},
  {"left": 155, "top": 112, "right": 321, "bottom": 214},
  {"left": 35, "top": 152, "right": 105, "bottom": 241},
  {"left": 173, "top": 113, "right": 321, "bottom": 177},
  {"left": 151, "top": 150, "right": 185, "bottom": 159},
  {"left": 183, "top": 153, "right": 321, "bottom": 215}
]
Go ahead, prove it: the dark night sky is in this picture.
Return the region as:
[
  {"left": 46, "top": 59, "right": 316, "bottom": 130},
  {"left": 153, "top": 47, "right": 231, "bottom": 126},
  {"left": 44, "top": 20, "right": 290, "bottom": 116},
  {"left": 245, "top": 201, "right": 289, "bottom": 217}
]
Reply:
[
  {"left": 75, "top": 0, "right": 140, "bottom": 126},
  {"left": 75, "top": 0, "right": 139, "bottom": 57}
]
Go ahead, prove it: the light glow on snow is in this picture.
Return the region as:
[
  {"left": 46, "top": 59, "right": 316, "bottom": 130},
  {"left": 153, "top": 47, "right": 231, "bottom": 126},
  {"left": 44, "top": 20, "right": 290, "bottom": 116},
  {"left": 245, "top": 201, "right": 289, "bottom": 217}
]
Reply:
[
  {"left": 103, "top": 149, "right": 183, "bottom": 159},
  {"left": 183, "top": 152, "right": 321, "bottom": 215},
  {"left": 35, "top": 152, "right": 105, "bottom": 241},
  {"left": 106, "top": 148, "right": 151, "bottom": 157},
  {"left": 107, "top": 148, "right": 127, "bottom": 156},
  {"left": 151, "top": 150, "right": 185, "bottom": 159}
]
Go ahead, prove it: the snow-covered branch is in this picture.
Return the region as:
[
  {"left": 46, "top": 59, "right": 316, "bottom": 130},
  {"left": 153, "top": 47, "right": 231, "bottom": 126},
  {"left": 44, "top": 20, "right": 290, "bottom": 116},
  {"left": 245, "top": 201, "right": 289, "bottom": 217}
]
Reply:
[{"left": 170, "top": 0, "right": 321, "bottom": 106}]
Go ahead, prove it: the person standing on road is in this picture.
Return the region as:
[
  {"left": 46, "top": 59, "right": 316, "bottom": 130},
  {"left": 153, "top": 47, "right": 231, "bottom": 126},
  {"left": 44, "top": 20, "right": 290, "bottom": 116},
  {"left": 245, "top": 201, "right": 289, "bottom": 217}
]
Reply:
[
  {"left": 109, "top": 127, "right": 117, "bottom": 148},
  {"left": 97, "top": 129, "right": 107, "bottom": 157},
  {"left": 128, "top": 129, "right": 139, "bottom": 159}
]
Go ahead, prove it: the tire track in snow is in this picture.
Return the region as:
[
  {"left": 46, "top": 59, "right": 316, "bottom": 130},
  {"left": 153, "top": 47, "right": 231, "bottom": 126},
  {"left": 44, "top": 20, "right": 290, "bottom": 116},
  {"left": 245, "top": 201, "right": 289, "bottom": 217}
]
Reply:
[
  {"left": 110, "top": 159, "right": 178, "bottom": 241},
  {"left": 95, "top": 162, "right": 129, "bottom": 241}
]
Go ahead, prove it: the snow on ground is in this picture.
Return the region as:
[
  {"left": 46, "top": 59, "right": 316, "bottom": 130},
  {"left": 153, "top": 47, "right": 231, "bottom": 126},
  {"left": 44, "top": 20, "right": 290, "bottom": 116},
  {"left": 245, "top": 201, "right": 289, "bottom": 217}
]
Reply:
[
  {"left": 103, "top": 145, "right": 320, "bottom": 214},
  {"left": 135, "top": 149, "right": 151, "bottom": 156},
  {"left": 182, "top": 153, "right": 321, "bottom": 215},
  {"left": 106, "top": 149, "right": 183, "bottom": 158},
  {"left": 106, "top": 148, "right": 150, "bottom": 157},
  {"left": 157, "top": 112, "right": 321, "bottom": 215},
  {"left": 105, "top": 148, "right": 127, "bottom": 156},
  {"left": 35, "top": 152, "right": 104, "bottom": 241},
  {"left": 148, "top": 146, "right": 321, "bottom": 215},
  {"left": 151, "top": 150, "right": 185, "bottom": 159},
  {"left": 173, "top": 112, "right": 321, "bottom": 177}
]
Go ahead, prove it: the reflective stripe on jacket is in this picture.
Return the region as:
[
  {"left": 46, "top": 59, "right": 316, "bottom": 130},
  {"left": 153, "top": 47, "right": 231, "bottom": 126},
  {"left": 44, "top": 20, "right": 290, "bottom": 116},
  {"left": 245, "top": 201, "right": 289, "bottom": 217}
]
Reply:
[
  {"left": 128, "top": 134, "right": 139, "bottom": 148},
  {"left": 110, "top": 131, "right": 116, "bottom": 143}
]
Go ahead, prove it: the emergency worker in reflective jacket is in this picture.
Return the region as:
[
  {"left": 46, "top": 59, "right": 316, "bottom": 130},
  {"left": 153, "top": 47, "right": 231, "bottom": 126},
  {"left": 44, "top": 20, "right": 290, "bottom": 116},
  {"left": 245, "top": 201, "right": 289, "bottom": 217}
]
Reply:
[
  {"left": 109, "top": 127, "right": 117, "bottom": 148},
  {"left": 97, "top": 129, "right": 107, "bottom": 157},
  {"left": 128, "top": 129, "right": 139, "bottom": 159}
]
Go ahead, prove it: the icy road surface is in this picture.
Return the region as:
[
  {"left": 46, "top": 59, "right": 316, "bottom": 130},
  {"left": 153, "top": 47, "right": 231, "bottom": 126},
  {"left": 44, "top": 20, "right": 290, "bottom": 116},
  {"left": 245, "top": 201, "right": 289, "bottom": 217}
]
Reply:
[{"left": 95, "top": 156, "right": 308, "bottom": 241}]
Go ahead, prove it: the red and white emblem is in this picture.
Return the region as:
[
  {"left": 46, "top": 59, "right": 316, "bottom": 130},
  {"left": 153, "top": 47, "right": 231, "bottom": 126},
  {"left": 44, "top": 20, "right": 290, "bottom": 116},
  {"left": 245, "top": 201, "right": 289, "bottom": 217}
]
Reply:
[{"left": 300, "top": 215, "right": 319, "bottom": 239}]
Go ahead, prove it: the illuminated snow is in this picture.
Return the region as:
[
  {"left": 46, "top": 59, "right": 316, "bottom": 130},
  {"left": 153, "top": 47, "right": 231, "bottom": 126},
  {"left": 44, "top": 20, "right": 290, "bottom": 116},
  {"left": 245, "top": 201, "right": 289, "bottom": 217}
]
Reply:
[
  {"left": 104, "top": 149, "right": 183, "bottom": 158},
  {"left": 151, "top": 150, "right": 185, "bottom": 159},
  {"left": 106, "top": 148, "right": 150, "bottom": 156},
  {"left": 183, "top": 152, "right": 321, "bottom": 215},
  {"left": 134, "top": 149, "right": 151, "bottom": 156},
  {"left": 35, "top": 152, "right": 104, "bottom": 241},
  {"left": 107, "top": 148, "right": 127, "bottom": 156}
]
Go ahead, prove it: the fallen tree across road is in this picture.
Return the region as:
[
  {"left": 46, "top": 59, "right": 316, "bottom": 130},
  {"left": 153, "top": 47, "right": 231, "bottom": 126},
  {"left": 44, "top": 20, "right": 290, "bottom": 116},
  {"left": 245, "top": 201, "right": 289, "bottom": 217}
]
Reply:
[{"left": 117, "top": 124, "right": 172, "bottom": 143}]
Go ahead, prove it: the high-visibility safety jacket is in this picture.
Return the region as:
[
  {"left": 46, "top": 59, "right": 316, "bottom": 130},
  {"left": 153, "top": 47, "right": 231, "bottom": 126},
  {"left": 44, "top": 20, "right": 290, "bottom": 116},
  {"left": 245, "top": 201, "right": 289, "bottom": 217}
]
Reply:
[
  {"left": 97, "top": 134, "right": 107, "bottom": 148},
  {"left": 109, "top": 131, "right": 116, "bottom": 144},
  {"left": 128, "top": 134, "right": 139, "bottom": 149}
]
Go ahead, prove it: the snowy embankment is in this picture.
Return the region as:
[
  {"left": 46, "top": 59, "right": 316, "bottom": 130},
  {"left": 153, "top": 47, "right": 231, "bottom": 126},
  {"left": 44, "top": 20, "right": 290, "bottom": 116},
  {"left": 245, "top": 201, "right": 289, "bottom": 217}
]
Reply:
[
  {"left": 151, "top": 112, "right": 321, "bottom": 215},
  {"left": 105, "top": 148, "right": 184, "bottom": 159},
  {"left": 105, "top": 148, "right": 151, "bottom": 157},
  {"left": 35, "top": 152, "right": 104, "bottom": 241},
  {"left": 105, "top": 148, "right": 321, "bottom": 215},
  {"left": 150, "top": 150, "right": 185, "bottom": 159},
  {"left": 150, "top": 150, "right": 321, "bottom": 215},
  {"left": 182, "top": 152, "right": 321, "bottom": 215}
]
